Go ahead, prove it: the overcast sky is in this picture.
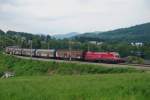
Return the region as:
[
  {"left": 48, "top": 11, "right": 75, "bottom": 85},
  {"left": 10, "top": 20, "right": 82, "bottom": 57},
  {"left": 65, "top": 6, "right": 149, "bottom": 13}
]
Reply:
[{"left": 0, "top": 0, "right": 150, "bottom": 35}]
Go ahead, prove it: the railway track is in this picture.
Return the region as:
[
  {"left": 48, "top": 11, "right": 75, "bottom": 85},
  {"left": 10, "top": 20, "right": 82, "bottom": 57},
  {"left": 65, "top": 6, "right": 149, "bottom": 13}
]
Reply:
[
  {"left": 118, "top": 63, "right": 150, "bottom": 67},
  {"left": 15, "top": 55, "right": 150, "bottom": 70}
]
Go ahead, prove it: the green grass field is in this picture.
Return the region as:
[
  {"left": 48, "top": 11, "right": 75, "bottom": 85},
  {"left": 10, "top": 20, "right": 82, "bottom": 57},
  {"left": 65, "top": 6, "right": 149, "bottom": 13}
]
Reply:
[
  {"left": 0, "top": 73, "right": 150, "bottom": 100},
  {"left": 0, "top": 53, "right": 150, "bottom": 100}
]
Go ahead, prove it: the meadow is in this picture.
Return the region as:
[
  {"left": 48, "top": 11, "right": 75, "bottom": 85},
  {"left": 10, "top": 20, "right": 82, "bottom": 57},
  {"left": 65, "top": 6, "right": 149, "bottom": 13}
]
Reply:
[
  {"left": 0, "top": 73, "right": 150, "bottom": 100},
  {"left": 0, "top": 53, "right": 149, "bottom": 100}
]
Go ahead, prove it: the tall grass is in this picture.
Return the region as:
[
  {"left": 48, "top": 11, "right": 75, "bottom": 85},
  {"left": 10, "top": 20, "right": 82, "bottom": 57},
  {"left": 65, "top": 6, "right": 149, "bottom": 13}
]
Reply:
[{"left": 0, "top": 73, "right": 150, "bottom": 100}]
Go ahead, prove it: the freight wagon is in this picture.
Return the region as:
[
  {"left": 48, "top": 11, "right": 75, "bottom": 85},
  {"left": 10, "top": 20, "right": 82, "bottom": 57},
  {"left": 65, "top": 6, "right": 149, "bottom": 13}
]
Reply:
[
  {"left": 5, "top": 46, "right": 19, "bottom": 55},
  {"left": 21, "top": 49, "right": 36, "bottom": 57},
  {"left": 35, "top": 49, "right": 55, "bottom": 58},
  {"left": 56, "top": 50, "right": 83, "bottom": 60},
  {"left": 13, "top": 48, "right": 22, "bottom": 55}
]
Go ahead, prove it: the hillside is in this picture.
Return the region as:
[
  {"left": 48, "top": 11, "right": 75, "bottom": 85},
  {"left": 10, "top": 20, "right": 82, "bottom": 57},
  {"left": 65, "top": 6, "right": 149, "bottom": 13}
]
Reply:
[
  {"left": 0, "top": 30, "right": 92, "bottom": 51},
  {"left": 53, "top": 32, "right": 80, "bottom": 39},
  {"left": 1, "top": 23, "right": 150, "bottom": 59},
  {"left": 0, "top": 30, "right": 52, "bottom": 49},
  {"left": 0, "top": 53, "right": 141, "bottom": 76},
  {"left": 74, "top": 22, "right": 150, "bottom": 42}
]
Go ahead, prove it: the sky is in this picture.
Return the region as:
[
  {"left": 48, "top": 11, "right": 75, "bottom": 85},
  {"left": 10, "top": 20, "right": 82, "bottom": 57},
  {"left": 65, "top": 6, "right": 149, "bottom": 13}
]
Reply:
[{"left": 0, "top": 0, "right": 150, "bottom": 35}]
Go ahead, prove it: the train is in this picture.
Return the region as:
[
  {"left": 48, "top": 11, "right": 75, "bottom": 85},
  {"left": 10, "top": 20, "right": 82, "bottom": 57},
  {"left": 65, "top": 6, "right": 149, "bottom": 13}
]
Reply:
[{"left": 5, "top": 46, "right": 125, "bottom": 63}]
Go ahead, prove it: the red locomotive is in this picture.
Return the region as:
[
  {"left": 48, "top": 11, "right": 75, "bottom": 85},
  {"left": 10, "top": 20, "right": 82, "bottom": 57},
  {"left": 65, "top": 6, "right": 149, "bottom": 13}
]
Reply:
[{"left": 83, "top": 51, "right": 124, "bottom": 63}]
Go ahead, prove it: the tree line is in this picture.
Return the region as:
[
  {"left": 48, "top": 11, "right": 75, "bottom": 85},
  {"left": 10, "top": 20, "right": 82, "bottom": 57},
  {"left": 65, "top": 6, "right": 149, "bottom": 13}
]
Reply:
[{"left": 1, "top": 29, "right": 150, "bottom": 59}]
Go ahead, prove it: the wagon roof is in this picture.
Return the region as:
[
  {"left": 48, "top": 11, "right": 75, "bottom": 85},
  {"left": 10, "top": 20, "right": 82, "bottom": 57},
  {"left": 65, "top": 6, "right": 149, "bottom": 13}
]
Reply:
[{"left": 36, "top": 49, "right": 55, "bottom": 51}]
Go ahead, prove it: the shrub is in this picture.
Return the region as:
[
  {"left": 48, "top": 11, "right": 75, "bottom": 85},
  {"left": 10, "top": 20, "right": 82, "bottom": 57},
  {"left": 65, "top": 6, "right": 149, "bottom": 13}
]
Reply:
[{"left": 126, "top": 56, "right": 144, "bottom": 64}]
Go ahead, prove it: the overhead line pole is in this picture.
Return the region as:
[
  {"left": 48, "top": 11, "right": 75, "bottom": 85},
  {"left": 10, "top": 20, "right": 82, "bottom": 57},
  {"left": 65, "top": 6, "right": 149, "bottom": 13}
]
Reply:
[
  {"left": 69, "top": 40, "right": 72, "bottom": 61},
  {"left": 48, "top": 42, "right": 49, "bottom": 49},
  {"left": 88, "top": 43, "right": 90, "bottom": 51},
  {"left": 0, "top": 33, "right": 1, "bottom": 50},
  {"left": 87, "top": 41, "right": 90, "bottom": 52},
  {"left": 30, "top": 40, "right": 32, "bottom": 59}
]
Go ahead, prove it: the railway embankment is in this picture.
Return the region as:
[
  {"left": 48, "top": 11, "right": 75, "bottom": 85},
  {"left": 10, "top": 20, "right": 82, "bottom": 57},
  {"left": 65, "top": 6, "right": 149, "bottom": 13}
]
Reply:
[
  {"left": 15, "top": 55, "right": 150, "bottom": 70},
  {"left": 0, "top": 53, "right": 145, "bottom": 77}
]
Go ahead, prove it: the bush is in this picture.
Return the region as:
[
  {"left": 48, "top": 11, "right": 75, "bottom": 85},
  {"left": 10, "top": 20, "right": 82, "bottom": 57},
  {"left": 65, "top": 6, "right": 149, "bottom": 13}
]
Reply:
[{"left": 126, "top": 56, "right": 144, "bottom": 64}]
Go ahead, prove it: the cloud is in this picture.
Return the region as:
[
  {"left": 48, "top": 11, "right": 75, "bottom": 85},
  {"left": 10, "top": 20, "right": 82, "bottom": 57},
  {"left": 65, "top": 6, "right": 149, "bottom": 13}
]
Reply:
[{"left": 0, "top": 0, "right": 150, "bottom": 34}]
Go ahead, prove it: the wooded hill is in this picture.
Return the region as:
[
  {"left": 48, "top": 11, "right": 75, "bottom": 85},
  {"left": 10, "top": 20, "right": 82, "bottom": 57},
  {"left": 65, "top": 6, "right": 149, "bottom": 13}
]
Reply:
[
  {"left": 0, "top": 30, "right": 92, "bottom": 51},
  {"left": 0, "top": 30, "right": 51, "bottom": 49},
  {"left": 1, "top": 22, "right": 150, "bottom": 59},
  {"left": 74, "top": 22, "right": 150, "bottom": 43}
]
